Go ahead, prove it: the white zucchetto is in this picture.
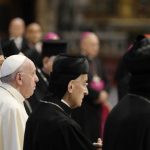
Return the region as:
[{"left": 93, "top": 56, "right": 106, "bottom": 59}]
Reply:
[{"left": 0, "top": 55, "right": 26, "bottom": 78}]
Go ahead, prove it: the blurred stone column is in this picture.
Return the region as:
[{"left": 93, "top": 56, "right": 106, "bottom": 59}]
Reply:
[
  {"left": 0, "top": 0, "right": 10, "bottom": 36},
  {"left": 57, "top": 0, "right": 76, "bottom": 31},
  {"left": 117, "top": 0, "right": 135, "bottom": 17},
  {"left": 35, "top": 0, "right": 58, "bottom": 33}
]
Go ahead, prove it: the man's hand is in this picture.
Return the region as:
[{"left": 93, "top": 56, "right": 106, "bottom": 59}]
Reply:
[{"left": 93, "top": 138, "right": 102, "bottom": 150}]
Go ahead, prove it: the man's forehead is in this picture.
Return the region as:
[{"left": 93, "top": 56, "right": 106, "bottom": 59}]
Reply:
[
  {"left": 76, "top": 74, "right": 88, "bottom": 81},
  {"left": 81, "top": 33, "right": 98, "bottom": 41},
  {"left": 23, "top": 59, "right": 35, "bottom": 69}
]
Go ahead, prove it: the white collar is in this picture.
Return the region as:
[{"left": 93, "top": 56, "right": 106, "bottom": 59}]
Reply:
[
  {"left": 0, "top": 82, "right": 25, "bottom": 104},
  {"left": 10, "top": 36, "right": 22, "bottom": 40},
  {"left": 61, "top": 99, "right": 71, "bottom": 108}
]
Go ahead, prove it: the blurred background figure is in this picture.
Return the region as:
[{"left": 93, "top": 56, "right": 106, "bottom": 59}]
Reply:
[
  {"left": 40, "top": 40, "right": 67, "bottom": 74},
  {"left": 8, "top": 18, "right": 26, "bottom": 50},
  {"left": 1, "top": 17, "right": 27, "bottom": 57},
  {"left": 19, "top": 22, "right": 43, "bottom": 69},
  {"left": 73, "top": 31, "right": 111, "bottom": 142},
  {"left": 103, "top": 35, "right": 150, "bottom": 150},
  {"left": 115, "top": 34, "right": 150, "bottom": 101},
  {"left": 25, "top": 22, "right": 42, "bottom": 54},
  {"left": 26, "top": 38, "right": 67, "bottom": 114}
]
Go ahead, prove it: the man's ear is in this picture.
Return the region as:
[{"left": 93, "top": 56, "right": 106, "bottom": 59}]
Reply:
[
  {"left": 43, "top": 57, "right": 49, "bottom": 66},
  {"left": 68, "top": 80, "right": 73, "bottom": 93},
  {"left": 15, "top": 72, "right": 23, "bottom": 85}
]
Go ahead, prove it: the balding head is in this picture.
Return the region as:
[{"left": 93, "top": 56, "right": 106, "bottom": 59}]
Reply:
[
  {"left": 26, "top": 23, "right": 42, "bottom": 44},
  {"left": 80, "top": 32, "right": 100, "bottom": 58},
  {"left": 9, "top": 17, "right": 25, "bottom": 38}
]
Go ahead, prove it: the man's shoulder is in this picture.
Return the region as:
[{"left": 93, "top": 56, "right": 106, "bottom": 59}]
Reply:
[
  {"left": 0, "top": 93, "right": 21, "bottom": 112},
  {"left": 106, "top": 95, "right": 150, "bottom": 125},
  {"left": 30, "top": 102, "right": 73, "bottom": 125}
]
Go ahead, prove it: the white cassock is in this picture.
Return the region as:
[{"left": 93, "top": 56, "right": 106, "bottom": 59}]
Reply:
[{"left": 0, "top": 82, "right": 28, "bottom": 150}]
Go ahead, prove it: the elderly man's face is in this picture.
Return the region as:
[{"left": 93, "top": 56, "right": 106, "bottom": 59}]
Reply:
[
  {"left": 9, "top": 18, "right": 25, "bottom": 38},
  {"left": 68, "top": 74, "right": 88, "bottom": 108},
  {"left": 80, "top": 34, "right": 100, "bottom": 58},
  {"left": 42, "top": 56, "right": 56, "bottom": 74},
  {"left": 26, "top": 23, "right": 42, "bottom": 44},
  {"left": 18, "top": 59, "right": 39, "bottom": 98}
]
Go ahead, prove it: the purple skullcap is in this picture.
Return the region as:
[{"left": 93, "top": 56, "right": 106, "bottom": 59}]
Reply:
[
  {"left": 43, "top": 32, "right": 60, "bottom": 41},
  {"left": 80, "top": 32, "right": 94, "bottom": 42}
]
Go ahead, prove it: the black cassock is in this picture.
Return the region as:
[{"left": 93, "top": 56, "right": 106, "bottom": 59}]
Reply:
[
  {"left": 23, "top": 96, "right": 96, "bottom": 150},
  {"left": 103, "top": 94, "right": 150, "bottom": 150}
]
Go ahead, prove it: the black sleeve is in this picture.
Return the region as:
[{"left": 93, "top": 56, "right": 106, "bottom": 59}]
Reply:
[{"left": 58, "top": 122, "right": 96, "bottom": 150}]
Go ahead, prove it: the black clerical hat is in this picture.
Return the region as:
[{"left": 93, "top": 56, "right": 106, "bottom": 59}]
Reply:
[
  {"left": 49, "top": 54, "right": 89, "bottom": 99},
  {"left": 124, "top": 35, "right": 150, "bottom": 75},
  {"left": 53, "top": 54, "right": 89, "bottom": 75},
  {"left": 41, "top": 40, "right": 67, "bottom": 58}
]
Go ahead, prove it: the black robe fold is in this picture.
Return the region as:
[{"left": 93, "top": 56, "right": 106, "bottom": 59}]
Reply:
[{"left": 23, "top": 97, "right": 96, "bottom": 150}]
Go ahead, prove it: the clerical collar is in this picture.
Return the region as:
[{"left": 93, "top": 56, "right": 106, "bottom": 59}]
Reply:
[
  {"left": 59, "top": 100, "right": 72, "bottom": 117},
  {"left": 61, "top": 99, "right": 71, "bottom": 108},
  {"left": 40, "top": 98, "right": 72, "bottom": 117}
]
